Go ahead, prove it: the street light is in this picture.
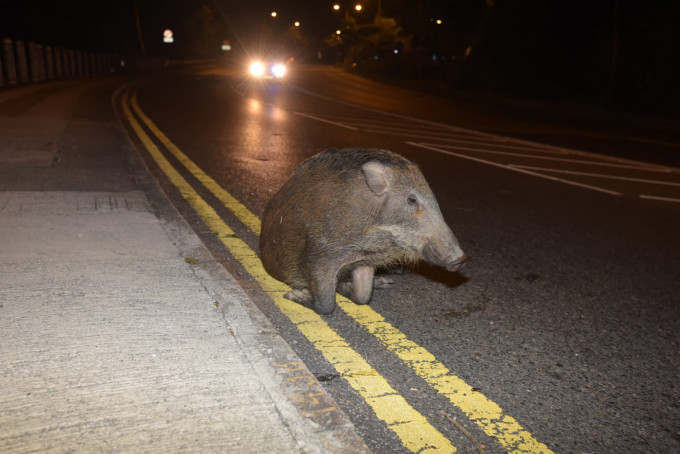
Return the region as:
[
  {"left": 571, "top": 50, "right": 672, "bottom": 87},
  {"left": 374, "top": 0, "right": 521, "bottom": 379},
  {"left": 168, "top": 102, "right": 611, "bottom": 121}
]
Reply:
[
  {"left": 355, "top": 4, "right": 362, "bottom": 11},
  {"left": 270, "top": 11, "right": 277, "bottom": 17}
]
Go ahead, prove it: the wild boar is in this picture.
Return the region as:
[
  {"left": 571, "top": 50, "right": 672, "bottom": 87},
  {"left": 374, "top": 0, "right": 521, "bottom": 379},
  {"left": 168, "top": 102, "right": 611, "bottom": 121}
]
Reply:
[{"left": 259, "top": 148, "right": 467, "bottom": 315}]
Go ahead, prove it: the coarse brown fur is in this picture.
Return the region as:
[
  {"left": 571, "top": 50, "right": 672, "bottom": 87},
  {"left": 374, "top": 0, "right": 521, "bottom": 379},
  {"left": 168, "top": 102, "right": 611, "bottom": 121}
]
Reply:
[{"left": 259, "top": 148, "right": 467, "bottom": 314}]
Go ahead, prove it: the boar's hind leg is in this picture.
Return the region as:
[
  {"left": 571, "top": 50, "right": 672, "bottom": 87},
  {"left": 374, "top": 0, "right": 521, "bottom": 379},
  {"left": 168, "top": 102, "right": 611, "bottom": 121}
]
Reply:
[{"left": 337, "top": 265, "right": 375, "bottom": 305}]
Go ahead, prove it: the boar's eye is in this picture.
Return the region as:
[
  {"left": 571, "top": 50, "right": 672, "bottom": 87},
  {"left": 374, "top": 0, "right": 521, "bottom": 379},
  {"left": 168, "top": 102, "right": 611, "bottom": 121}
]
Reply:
[{"left": 407, "top": 194, "right": 418, "bottom": 206}]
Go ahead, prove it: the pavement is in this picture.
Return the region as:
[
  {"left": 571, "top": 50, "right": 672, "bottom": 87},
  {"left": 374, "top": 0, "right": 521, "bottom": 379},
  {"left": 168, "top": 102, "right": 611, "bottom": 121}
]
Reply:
[{"left": 0, "top": 76, "right": 369, "bottom": 453}]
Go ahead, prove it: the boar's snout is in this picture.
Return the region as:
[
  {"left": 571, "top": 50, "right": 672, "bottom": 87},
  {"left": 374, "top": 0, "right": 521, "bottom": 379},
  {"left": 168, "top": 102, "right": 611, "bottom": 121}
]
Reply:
[
  {"left": 445, "top": 253, "right": 469, "bottom": 272},
  {"left": 422, "top": 230, "right": 468, "bottom": 272}
]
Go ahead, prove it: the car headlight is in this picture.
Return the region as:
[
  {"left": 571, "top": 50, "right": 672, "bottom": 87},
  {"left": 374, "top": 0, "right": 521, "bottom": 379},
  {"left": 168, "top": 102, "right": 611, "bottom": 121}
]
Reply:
[
  {"left": 272, "top": 63, "right": 286, "bottom": 78},
  {"left": 249, "top": 61, "right": 265, "bottom": 77}
]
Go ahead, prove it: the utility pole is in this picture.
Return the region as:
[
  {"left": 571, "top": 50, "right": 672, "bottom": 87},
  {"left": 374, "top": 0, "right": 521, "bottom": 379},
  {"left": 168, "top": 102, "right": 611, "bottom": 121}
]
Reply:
[{"left": 134, "top": 1, "right": 146, "bottom": 56}]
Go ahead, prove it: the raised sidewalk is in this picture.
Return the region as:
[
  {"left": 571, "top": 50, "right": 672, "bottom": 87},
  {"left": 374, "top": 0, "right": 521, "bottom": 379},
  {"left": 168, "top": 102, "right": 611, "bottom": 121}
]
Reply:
[{"left": 0, "top": 77, "right": 369, "bottom": 453}]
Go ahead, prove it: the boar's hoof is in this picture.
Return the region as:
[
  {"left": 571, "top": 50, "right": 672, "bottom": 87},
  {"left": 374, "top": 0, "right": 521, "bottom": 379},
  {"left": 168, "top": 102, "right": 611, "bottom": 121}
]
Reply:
[
  {"left": 337, "top": 277, "right": 393, "bottom": 305},
  {"left": 314, "top": 300, "right": 337, "bottom": 315},
  {"left": 337, "top": 281, "right": 353, "bottom": 298},
  {"left": 284, "top": 288, "right": 313, "bottom": 305},
  {"left": 373, "top": 275, "right": 394, "bottom": 289},
  {"left": 337, "top": 281, "right": 370, "bottom": 305},
  {"left": 284, "top": 288, "right": 337, "bottom": 315}
]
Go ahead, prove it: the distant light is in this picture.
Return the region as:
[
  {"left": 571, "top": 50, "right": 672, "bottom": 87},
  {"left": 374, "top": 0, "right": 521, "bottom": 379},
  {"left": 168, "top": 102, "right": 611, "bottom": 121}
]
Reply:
[
  {"left": 374, "top": 55, "right": 378, "bottom": 60},
  {"left": 436, "top": 19, "right": 442, "bottom": 25},
  {"left": 336, "top": 30, "right": 341, "bottom": 35},
  {"left": 355, "top": 4, "right": 362, "bottom": 11},
  {"left": 222, "top": 40, "right": 231, "bottom": 51},
  {"left": 163, "top": 29, "right": 174, "bottom": 43},
  {"left": 333, "top": 4, "right": 340, "bottom": 11},
  {"left": 294, "top": 21, "right": 300, "bottom": 27},
  {"left": 394, "top": 49, "right": 398, "bottom": 54},
  {"left": 271, "top": 11, "right": 277, "bottom": 17}
]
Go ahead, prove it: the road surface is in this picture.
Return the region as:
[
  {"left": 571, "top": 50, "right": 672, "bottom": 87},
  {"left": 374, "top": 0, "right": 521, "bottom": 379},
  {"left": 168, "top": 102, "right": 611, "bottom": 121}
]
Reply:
[{"left": 118, "top": 62, "right": 680, "bottom": 453}]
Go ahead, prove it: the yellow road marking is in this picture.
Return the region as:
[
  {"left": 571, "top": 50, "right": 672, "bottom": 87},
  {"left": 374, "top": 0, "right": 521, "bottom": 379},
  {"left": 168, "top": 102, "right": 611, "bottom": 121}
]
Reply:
[
  {"left": 121, "top": 89, "right": 457, "bottom": 453},
  {"left": 126, "top": 88, "right": 555, "bottom": 453},
  {"left": 132, "top": 104, "right": 262, "bottom": 235},
  {"left": 340, "top": 301, "right": 553, "bottom": 453}
]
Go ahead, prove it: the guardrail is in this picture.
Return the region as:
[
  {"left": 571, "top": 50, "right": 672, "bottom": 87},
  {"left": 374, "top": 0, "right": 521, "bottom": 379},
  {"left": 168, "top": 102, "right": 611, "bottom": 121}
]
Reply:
[{"left": 1, "top": 37, "right": 167, "bottom": 88}]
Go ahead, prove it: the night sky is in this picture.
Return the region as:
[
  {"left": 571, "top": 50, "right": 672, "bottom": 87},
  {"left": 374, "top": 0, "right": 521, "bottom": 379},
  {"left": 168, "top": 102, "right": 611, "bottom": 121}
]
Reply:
[{"left": 2, "top": 0, "right": 679, "bottom": 113}]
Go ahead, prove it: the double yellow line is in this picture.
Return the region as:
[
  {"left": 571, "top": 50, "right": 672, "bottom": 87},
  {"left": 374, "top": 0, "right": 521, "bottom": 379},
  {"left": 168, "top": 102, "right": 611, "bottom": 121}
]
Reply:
[{"left": 120, "top": 87, "right": 553, "bottom": 454}]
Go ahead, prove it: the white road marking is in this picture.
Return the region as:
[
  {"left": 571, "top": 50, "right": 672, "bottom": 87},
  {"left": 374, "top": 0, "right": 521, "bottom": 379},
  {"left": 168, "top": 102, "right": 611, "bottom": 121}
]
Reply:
[
  {"left": 294, "top": 112, "right": 358, "bottom": 130},
  {"left": 408, "top": 142, "right": 622, "bottom": 196},
  {"left": 306, "top": 111, "right": 671, "bottom": 172},
  {"left": 364, "top": 129, "right": 570, "bottom": 153},
  {"left": 293, "top": 93, "right": 679, "bottom": 201},
  {"left": 511, "top": 165, "right": 680, "bottom": 186},
  {"left": 414, "top": 142, "right": 669, "bottom": 172},
  {"left": 630, "top": 137, "right": 680, "bottom": 148},
  {"left": 639, "top": 194, "right": 680, "bottom": 203},
  {"left": 324, "top": 114, "right": 463, "bottom": 131}
]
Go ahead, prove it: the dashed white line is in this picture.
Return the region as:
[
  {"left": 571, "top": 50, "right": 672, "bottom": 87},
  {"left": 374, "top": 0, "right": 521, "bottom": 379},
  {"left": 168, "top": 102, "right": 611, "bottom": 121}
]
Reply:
[
  {"left": 322, "top": 114, "right": 460, "bottom": 130},
  {"left": 294, "top": 112, "right": 358, "bottom": 130}
]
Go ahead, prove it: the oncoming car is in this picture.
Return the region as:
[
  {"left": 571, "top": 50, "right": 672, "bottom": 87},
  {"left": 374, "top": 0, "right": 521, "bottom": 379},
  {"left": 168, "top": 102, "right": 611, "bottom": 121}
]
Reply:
[{"left": 248, "top": 59, "right": 289, "bottom": 81}]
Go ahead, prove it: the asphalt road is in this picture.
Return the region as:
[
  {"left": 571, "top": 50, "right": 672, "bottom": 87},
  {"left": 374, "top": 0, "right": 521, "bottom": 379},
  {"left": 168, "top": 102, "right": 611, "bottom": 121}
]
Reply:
[{"left": 125, "top": 62, "right": 680, "bottom": 453}]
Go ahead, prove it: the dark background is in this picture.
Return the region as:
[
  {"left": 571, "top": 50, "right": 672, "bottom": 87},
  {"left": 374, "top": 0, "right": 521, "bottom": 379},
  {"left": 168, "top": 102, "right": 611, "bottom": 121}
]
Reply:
[{"left": 2, "top": 0, "right": 679, "bottom": 114}]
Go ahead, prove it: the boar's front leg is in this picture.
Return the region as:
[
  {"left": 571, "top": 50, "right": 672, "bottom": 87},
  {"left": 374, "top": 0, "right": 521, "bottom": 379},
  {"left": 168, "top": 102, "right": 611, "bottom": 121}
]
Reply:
[
  {"left": 337, "top": 265, "right": 375, "bottom": 305},
  {"left": 308, "top": 264, "right": 340, "bottom": 315}
]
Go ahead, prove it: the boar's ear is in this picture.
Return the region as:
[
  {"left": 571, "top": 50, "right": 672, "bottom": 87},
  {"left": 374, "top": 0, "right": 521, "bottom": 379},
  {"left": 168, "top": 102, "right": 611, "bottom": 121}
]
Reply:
[{"left": 362, "top": 161, "right": 391, "bottom": 196}]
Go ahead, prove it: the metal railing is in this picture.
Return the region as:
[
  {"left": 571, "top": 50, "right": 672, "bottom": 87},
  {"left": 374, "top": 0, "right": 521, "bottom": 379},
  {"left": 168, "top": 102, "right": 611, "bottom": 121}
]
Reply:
[{"left": 1, "top": 37, "right": 168, "bottom": 88}]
